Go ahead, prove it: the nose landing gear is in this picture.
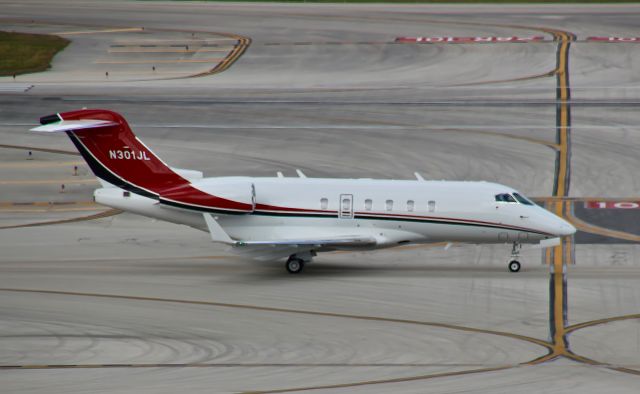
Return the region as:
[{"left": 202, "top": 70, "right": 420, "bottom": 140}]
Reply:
[
  {"left": 508, "top": 260, "right": 521, "bottom": 273},
  {"left": 508, "top": 242, "right": 522, "bottom": 273}
]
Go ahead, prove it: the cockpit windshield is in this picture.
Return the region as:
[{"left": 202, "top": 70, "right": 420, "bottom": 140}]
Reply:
[
  {"left": 513, "top": 192, "right": 535, "bottom": 206},
  {"left": 495, "top": 193, "right": 517, "bottom": 203},
  {"left": 495, "top": 192, "right": 535, "bottom": 205}
]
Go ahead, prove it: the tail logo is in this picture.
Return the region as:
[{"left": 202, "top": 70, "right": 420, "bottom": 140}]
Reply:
[{"left": 109, "top": 149, "right": 151, "bottom": 161}]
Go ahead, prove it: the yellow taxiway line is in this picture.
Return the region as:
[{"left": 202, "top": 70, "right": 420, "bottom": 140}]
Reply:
[
  {"left": 540, "top": 29, "right": 574, "bottom": 362},
  {"left": 0, "top": 288, "right": 554, "bottom": 350},
  {"left": 566, "top": 313, "right": 640, "bottom": 334},
  {"left": 188, "top": 35, "right": 252, "bottom": 78}
]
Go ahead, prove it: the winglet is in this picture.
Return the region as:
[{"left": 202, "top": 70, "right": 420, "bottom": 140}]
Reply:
[{"left": 203, "top": 213, "right": 235, "bottom": 244}]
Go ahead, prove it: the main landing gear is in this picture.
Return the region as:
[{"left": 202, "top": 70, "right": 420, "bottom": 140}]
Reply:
[
  {"left": 508, "top": 242, "right": 522, "bottom": 273},
  {"left": 285, "top": 251, "right": 315, "bottom": 274},
  {"left": 286, "top": 256, "right": 305, "bottom": 274}
]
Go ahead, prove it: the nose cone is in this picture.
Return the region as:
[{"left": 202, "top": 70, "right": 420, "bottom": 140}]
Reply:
[{"left": 557, "top": 219, "right": 576, "bottom": 237}]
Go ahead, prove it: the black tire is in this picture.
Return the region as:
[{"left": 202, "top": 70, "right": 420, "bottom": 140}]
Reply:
[
  {"left": 286, "top": 258, "right": 305, "bottom": 274},
  {"left": 508, "top": 260, "right": 521, "bottom": 273}
]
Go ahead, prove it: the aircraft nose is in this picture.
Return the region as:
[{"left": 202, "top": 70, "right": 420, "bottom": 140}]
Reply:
[{"left": 557, "top": 220, "right": 576, "bottom": 236}]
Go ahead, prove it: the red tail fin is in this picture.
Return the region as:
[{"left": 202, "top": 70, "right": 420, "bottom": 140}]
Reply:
[
  {"left": 35, "top": 109, "right": 254, "bottom": 213},
  {"left": 57, "top": 109, "right": 187, "bottom": 198}
]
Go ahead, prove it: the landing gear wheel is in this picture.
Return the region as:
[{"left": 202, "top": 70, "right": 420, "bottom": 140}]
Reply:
[
  {"left": 286, "top": 258, "right": 305, "bottom": 274},
  {"left": 508, "top": 260, "right": 521, "bottom": 273}
]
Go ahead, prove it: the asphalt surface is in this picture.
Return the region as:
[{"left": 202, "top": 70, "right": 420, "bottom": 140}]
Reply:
[{"left": 1, "top": 1, "right": 640, "bottom": 393}]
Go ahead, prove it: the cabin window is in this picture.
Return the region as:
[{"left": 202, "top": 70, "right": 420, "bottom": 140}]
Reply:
[
  {"left": 495, "top": 193, "right": 517, "bottom": 203},
  {"left": 386, "top": 199, "right": 393, "bottom": 211},
  {"left": 364, "top": 199, "right": 372, "bottom": 211},
  {"left": 407, "top": 200, "right": 415, "bottom": 212},
  {"left": 428, "top": 200, "right": 436, "bottom": 213},
  {"left": 320, "top": 198, "right": 328, "bottom": 210}
]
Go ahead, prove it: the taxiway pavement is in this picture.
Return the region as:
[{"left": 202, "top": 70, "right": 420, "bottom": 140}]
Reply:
[{"left": 1, "top": 2, "right": 640, "bottom": 393}]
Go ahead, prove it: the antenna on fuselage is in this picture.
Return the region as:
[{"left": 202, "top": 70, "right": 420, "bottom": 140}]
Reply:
[
  {"left": 296, "top": 169, "right": 307, "bottom": 178},
  {"left": 277, "top": 171, "right": 284, "bottom": 178},
  {"left": 414, "top": 172, "right": 425, "bottom": 181}
]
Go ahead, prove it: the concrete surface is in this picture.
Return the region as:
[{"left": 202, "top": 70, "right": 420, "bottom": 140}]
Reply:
[{"left": 1, "top": 1, "right": 640, "bottom": 393}]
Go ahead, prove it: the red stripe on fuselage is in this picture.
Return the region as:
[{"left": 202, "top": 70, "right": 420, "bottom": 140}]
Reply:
[{"left": 161, "top": 183, "right": 254, "bottom": 212}]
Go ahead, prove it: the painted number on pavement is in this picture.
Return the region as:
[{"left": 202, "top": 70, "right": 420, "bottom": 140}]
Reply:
[
  {"left": 587, "top": 37, "right": 640, "bottom": 42},
  {"left": 585, "top": 201, "right": 640, "bottom": 209}
]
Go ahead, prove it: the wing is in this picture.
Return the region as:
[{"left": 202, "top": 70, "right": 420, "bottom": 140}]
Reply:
[{"left": 203, "top": 213, "right": 376, "bottom": 261}]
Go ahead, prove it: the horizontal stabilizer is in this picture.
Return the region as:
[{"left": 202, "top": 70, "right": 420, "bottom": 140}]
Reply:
[{"left": 31, "top": 120, "right": 118, "bottom": 133}]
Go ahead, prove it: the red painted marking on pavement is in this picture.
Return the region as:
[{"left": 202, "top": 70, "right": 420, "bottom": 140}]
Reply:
[
  {"left": 395, "top": 36, "right": 546, "bottom": 43},
  {"left": 587, "top": 37, "right": 640, "bottom": 42},
  {"left": 585, "top": 201, "right": 640, "bottom": 209}
]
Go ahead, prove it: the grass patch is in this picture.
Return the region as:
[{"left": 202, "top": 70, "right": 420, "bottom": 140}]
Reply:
[{"left": 0, "top": 31, "right": 70, "bottom": 77}]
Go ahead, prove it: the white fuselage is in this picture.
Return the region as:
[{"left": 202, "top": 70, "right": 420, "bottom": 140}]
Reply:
[{"left": 95, "top": 177, "right": 573, "bottom": 249}]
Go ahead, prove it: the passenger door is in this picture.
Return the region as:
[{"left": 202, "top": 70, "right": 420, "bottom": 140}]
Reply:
[{"left": 339, "top": 194, "right": 354, "bottom": 219}]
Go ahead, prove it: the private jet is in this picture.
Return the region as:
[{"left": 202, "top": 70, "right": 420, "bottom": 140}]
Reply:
[{"left": 32, "top": 109, "right": 576, "bottom": 273}]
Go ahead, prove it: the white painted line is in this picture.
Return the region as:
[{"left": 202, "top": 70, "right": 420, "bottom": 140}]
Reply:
[
  {"left": 95, "top": 59, "right": 222, "bottom": 64},
  {"left": 112, "top": 39, "right": 237, "bottom": 44},
  {"left": 108, "top": 48, "right": 231, "bottom": 53},
  {"left": 55, "top": 28, "right": 143, "bottom": 35},
  {"left": 0, "top": 84, "right": 33, "bottom": 93}
]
